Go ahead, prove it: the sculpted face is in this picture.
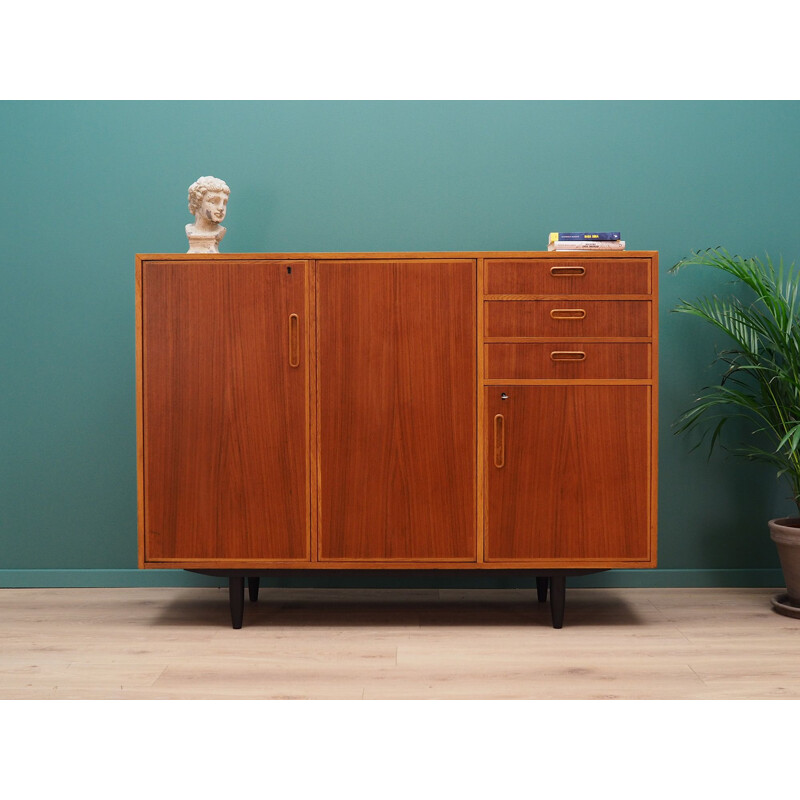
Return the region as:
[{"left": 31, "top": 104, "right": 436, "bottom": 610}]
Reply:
[{"left": 199, "top": 191, "right": 228, "bottom": 224}]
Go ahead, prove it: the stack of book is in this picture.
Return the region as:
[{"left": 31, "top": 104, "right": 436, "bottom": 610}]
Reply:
[{"left": 548, "top": 232, "right": 625, "bottom": 251}]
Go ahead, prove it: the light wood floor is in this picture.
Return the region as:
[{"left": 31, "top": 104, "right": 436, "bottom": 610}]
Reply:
[{"left": 1, "top": 586, "right": 799, "bottom": 699}]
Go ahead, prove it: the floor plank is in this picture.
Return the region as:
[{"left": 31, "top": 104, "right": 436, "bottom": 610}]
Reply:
[{"left": 1, "top": 586, "right": 798, "bottom": 699}]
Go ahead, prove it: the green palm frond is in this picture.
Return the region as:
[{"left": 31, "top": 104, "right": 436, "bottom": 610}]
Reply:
[{"left": 671, "top": 247, "right": 800, "bottom": 510}]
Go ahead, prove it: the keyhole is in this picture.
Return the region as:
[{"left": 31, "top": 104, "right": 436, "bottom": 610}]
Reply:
[
  {"left": 287, "top": 266, "right": 292, "bottom": 274},
  {"left": 501, "top": 393, "right": 509, "bottom": 400}
]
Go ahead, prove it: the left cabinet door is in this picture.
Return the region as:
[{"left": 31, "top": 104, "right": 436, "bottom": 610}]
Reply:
[{"left": 140, "top": 259, "right": 310, "bottom": 563}]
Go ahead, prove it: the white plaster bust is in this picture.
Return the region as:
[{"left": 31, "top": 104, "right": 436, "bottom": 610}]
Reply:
[{"left": 186, "top": 176, "right": 230, "bottom": 253}]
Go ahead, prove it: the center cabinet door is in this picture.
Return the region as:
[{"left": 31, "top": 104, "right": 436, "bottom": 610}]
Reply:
[{"left": 317, "top": 260, "right": 477, "bottom": 561}]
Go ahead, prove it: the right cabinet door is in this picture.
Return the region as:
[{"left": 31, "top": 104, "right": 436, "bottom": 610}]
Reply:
[{"left": 485, "top": 384, "right": 652, "bottom": 562}]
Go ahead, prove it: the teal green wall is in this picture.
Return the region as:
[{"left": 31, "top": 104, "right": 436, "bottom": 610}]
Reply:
[{"left": 2, "top": 100, "right": 799, "bottom": 588}]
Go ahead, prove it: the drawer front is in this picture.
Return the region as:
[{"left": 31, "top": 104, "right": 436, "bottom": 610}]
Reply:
[
  {"left": 486, "top": 258, "right": 652, "bottom": 295},
  {"left": 485, "top": 300, "right": 651, "bottom": 338},
  {"left": 486, "top": 342, "right": 651, "bottom": 379}
]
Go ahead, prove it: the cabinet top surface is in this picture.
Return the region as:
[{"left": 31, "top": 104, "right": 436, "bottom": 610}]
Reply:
[{"left": 137, "top": 251, "right": 658, "bottom": 261}]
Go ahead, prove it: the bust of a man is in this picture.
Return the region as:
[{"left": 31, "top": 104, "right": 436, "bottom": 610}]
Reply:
[{"left": 186, "top": 176, "right": 230, "bottom": 253}]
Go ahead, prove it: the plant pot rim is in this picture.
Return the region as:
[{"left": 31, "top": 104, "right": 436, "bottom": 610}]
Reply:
[
  {"left": 769, "top": 517, "right": 800, "bottom": 529},
  {"left": 769, "top": 517, "right": 800, "bottom": 547}
]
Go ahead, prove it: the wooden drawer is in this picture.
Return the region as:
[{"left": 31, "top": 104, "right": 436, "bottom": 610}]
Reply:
[
  {"left": 486, "top": 258, "right": 652, "bottom": 295},
  {"left": 485, "top": 342, "right": 651, "bottom": 379},
  {"left": 485, "top": 300, "right": 651, "bottom": 338}
]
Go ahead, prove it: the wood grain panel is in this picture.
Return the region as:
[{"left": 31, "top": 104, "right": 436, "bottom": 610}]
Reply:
[
  {"left": 136, "top": 250, "right": 657, "bottom": 573},
  {"left": 485, "top": 300, "right": 651, "bottom": 338},
  {"left": 485, "top": 342, "right": 651, "bottom": 380},
  {"left": 485, "top": 258, "right": 651, "bottom": 295},
  {"left": 485, "top": 385, "right": 651, "bottom": 561},
  {"left": 142, "top": 260, "right": 309, "bottom": 561},
  {"left": 317, "top": 260, "right": 476, "bottom": 561}
]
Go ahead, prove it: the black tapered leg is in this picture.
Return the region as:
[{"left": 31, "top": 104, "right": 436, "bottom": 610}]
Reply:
[
  {"left": 550, "top": 574, "right": 566, "bottom": 629},
  {"left": 536, "top": 576, "right": 549, "bottom": 603},
  {"left": 229, "top": 576, "right": 245, "bottom": 629},
  {"left": 248, "top": 576, "right": 261, "bottom": 603}
]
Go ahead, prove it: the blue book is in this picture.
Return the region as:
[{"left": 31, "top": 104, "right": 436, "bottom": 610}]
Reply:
[{"left": 551, "top": 231, "right": 621, "bottom": 242}]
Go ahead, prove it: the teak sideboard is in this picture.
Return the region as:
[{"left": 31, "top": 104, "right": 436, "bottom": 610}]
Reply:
[{"left": 136, "top": 252, "right": 658, "bottom": 628}]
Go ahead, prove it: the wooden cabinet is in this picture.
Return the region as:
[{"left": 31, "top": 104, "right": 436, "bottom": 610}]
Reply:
[{"left": 136, "top": 252, "right": 658, "bottom": 628}]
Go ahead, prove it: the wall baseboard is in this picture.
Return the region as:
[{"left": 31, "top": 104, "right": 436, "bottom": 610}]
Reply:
[{"left": 0, "top": 569, "right": 785, "bottom": 589}]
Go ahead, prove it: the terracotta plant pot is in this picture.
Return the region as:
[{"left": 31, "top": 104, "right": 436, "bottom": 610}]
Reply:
[{"left": 768, "top": 517, "right": 800, "bottom": 616}]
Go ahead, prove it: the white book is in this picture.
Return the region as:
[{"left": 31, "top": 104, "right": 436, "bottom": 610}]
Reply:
[{"left": 548, "top": 240, "right": 626, "bottom": 251}]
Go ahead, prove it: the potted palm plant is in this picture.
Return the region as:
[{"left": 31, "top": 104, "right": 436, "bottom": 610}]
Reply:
[{"left": 671, "top": 247, "right": 800, "bottom": 618}]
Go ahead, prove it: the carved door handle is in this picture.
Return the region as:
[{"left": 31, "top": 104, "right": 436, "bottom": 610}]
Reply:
[
  {"left": 493, "top": 414, "right": 505, "bottom": 468},
  {"left": 288, "top": 314, "right": 300, "bottom": 368}
]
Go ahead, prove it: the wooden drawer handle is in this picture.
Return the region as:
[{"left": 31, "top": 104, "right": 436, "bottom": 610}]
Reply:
[
  {"left": 550, "top": 308, "right": 586, "bottom": 319},
  {"left": 493, "top": 414, "right": 505, "bottom": 469},
  {"left": 288, "top": 313, "right": 300, "bottom": 368},
  {"left": 550, "top": 351, "right": 587, "bottom": 361},
  {"left": 550, "top": 266, "right": 585, "bottom": 277}
]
